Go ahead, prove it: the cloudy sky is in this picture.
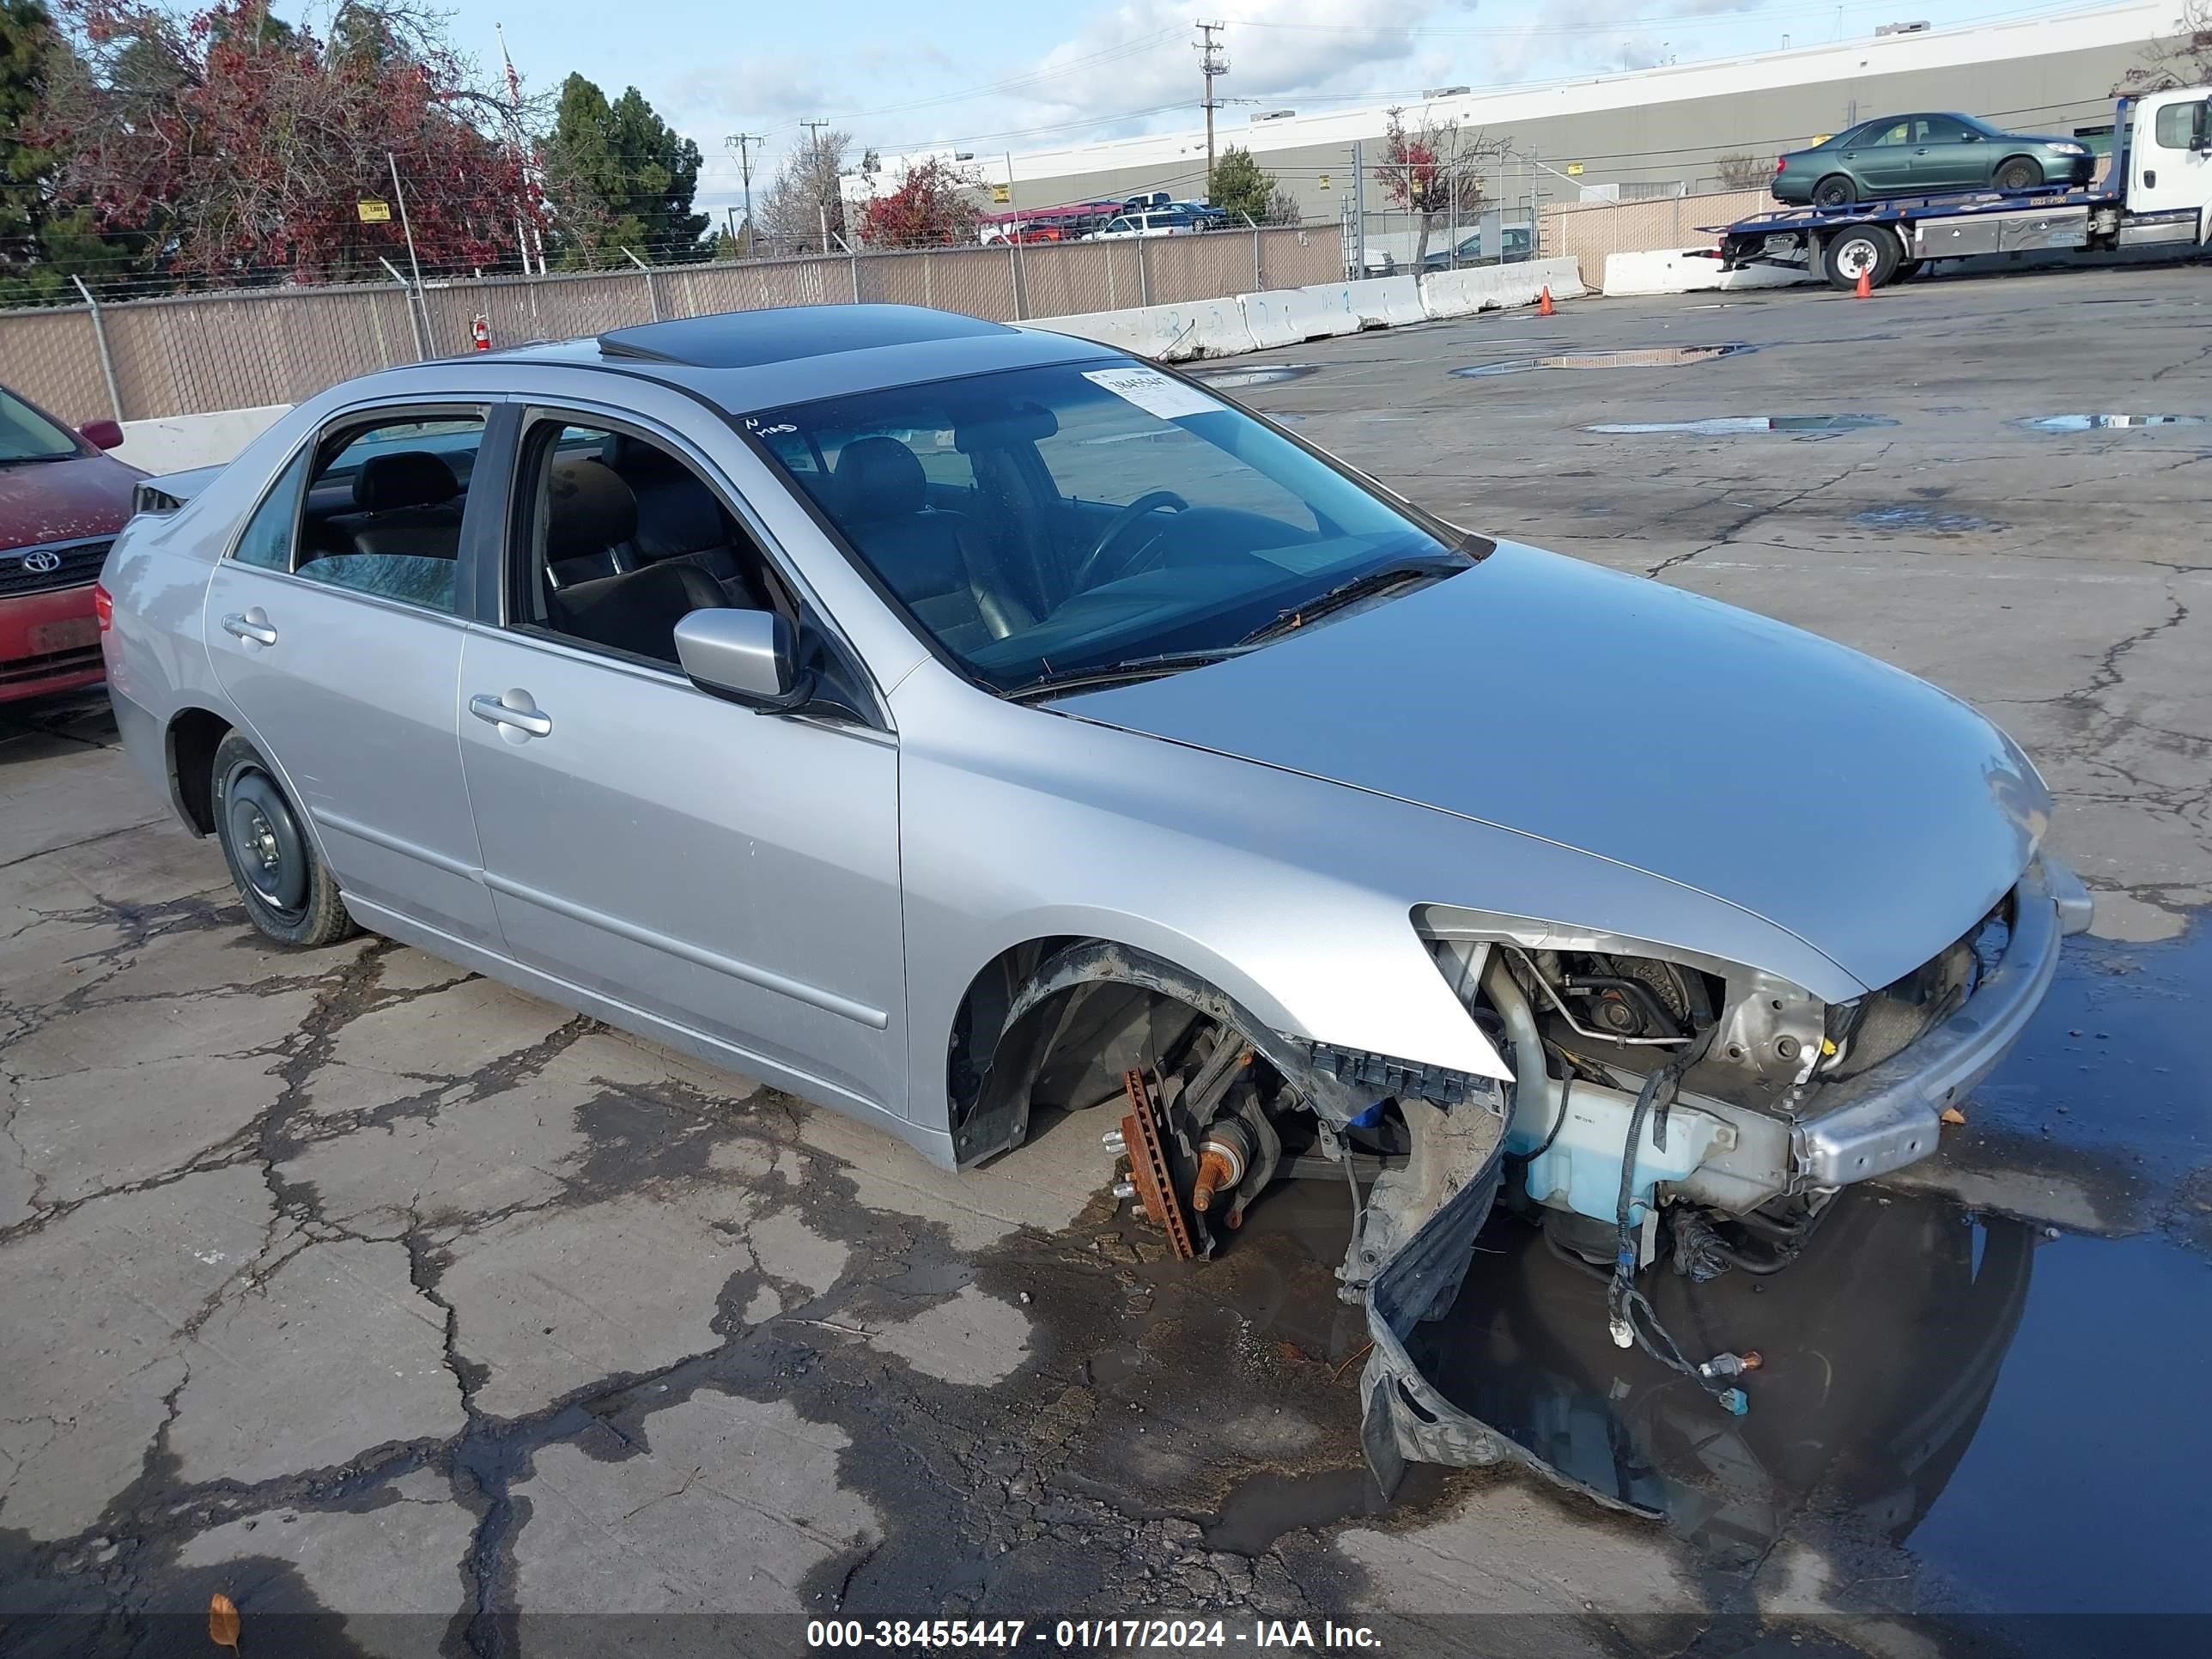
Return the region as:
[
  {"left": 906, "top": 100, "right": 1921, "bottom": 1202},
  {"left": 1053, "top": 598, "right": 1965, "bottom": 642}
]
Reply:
[{"left": 424, "top": 0, "right": 2135, "bottom": 210}]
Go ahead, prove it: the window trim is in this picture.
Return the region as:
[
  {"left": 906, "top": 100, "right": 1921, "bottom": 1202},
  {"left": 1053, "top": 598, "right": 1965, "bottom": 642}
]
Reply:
[
  {"left": 499, "top": 400, "right": 890, "bottom": 727},
  {"left": 221, "top": 398, "right": 497, "bottom": 624}
]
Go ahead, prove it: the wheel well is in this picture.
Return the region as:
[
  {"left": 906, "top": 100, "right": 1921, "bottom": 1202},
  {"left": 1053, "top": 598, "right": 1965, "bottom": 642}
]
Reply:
[
  {"left": 166, "top": 708, "right": 233, "bottom": 836},
  {"left": 1996, "top": 152, "right": 2039, "bottom": 176}
]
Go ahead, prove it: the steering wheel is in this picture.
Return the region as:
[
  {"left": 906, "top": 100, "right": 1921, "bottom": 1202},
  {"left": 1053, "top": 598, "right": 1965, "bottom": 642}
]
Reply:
[{"left": 1071, "top": 490, "right": 1188, "bottom": 592}]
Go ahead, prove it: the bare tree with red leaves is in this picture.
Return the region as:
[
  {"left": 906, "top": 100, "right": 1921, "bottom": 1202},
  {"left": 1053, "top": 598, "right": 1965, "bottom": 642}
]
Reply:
[
  {"left": 40, "top": 0, "right": 533, "bottom": 284},
  {"left": 855, "top": 158, "right": 983, "bottom": 251},
  {"left": 1373, "top": 106, "right": 1508, "bottom": 270}
]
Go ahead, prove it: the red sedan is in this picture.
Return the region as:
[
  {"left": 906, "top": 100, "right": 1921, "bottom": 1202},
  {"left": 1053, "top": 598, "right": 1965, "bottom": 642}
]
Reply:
[{"left": 1, "top": 384, "right": 141, "bottom": 703}]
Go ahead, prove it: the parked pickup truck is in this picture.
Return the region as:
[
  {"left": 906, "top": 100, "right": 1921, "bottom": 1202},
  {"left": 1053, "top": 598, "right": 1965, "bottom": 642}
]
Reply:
[{"left": 1714, "top": 86, "right": 2209, "bottom": 290}]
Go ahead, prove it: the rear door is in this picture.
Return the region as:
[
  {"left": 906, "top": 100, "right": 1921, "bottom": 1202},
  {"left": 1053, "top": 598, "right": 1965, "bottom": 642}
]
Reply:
[
  {"left": 454, "top": 400, "right": 908, "bottom": 1120},
  {"left": 203, "top": 404, "right": 505, "bottom": 950},
  {"left": 1848, "top": 119, "right": 1917, "bottom": 192}
]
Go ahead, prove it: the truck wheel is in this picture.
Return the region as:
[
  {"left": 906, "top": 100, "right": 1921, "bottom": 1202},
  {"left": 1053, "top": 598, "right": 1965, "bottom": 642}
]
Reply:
[
  {"left": 211, "top": 731, "right": 356, "bottom": 949},
  {"left": 1812, "top": 175, "right": 1856, "bottom": 209},
  {"left": 1993, "top": 156, "right": 2042, "bottom": 191},
  {"left": 1823, "top": 225, "right": 1900, "bottom": 290},
  {"left": 1894, "top": 258, "right": 1924, "bottom": 282}
]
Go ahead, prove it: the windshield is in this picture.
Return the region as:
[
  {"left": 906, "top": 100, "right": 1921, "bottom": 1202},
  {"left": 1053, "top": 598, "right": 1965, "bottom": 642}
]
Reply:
[
  {"left": 0, "top": 387, "right": 81, "bottom": 464},
  {"left": 748, "top": 359, "right": 1472, "bottom": 694}
]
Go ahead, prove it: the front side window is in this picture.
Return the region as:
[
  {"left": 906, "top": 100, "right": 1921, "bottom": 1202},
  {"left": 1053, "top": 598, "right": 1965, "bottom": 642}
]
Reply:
[
  {"left": 750, "top": 359, "right": 1474, "bottom": 695},
  {"left": 2153, "top": 100, "right": 2202, "bottom": 151},
  {"left": 239, "top": 411, "right": 487, "bottom": 614},
  {"left": 0, "top": 386, "right": 80, "bottom": 464},
  {"left": 507, "top": 417, "right": 792, "bottom": 668}
]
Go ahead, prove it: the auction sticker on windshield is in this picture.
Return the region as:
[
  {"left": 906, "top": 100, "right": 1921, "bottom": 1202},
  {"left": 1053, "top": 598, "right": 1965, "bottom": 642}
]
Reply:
[{"left": 1081, "top": 366, "right": 1221, "bottom": 422}]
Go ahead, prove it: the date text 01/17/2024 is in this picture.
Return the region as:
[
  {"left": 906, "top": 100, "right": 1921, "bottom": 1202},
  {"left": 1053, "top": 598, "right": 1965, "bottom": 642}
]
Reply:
[{"left": 804, "top": 1618, "right": 1385, "bottom": 1649}]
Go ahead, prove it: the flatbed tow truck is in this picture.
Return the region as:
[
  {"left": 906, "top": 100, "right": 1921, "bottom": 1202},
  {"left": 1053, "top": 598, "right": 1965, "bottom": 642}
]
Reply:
[{"left": 1713, "top": 86, "right": 2211, "bottom": 290}]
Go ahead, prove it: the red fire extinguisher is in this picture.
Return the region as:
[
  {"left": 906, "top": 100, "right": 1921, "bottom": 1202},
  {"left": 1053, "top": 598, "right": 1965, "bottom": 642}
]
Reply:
[{"left": 471, "top": 314, "right": 490, "bottom": 352}]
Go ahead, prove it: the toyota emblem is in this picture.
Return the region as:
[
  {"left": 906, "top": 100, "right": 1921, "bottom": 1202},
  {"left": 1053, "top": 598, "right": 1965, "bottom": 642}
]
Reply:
[{"left": 20, "top": 550, "right": 63, "bottom": 574}]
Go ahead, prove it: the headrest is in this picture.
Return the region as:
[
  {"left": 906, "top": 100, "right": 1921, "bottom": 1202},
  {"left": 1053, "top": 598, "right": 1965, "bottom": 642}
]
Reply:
[
  {"left": 545, "top": 456, "right": 638, "bottom": 561},
  {"left": 832, "top": 435, "right": 927, "bottom": 522},
  {"left": 354, "top": 450, "right": 459, "bottom": 513}
]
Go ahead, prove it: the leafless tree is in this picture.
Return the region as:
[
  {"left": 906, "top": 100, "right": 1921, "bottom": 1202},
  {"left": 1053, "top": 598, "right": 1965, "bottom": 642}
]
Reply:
[
  {"left": 756, "top": 128, "right": 851, "bottom": 253},
  {"left": 2116, "top": 0, "right": 2212, "bottom": 92},
  {"left": 1713, "top": 153, "right": 1772, "bottom": 191}
]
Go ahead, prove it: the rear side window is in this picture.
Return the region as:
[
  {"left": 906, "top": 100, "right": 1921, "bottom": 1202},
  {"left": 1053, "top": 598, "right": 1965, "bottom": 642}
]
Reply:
[
  {"left": 234, "top": 449, "right": 311, "bottom": 571},
  {"left": 293, "top": 413, "right": 487, "bottom": 615}
]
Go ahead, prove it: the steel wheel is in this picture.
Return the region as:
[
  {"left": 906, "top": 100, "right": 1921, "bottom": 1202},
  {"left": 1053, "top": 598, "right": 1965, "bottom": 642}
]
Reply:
[
  {"left": 1812, "top": 175, "right": 1856, "bottom": 210},
  {"left": 210, "top": 729, "right": 357, "bottom": 948}
]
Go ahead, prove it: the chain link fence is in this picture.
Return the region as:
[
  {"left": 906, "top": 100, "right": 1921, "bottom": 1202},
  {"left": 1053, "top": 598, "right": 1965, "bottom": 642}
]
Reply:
[{"left": 0, "top": 224, "right": 1343, "bottom": 426}]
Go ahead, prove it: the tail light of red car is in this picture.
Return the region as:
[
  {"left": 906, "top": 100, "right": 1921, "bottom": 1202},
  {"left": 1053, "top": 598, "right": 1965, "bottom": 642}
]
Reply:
[{"left": 93, "top": 581, "right": 114, "bottom": 633}]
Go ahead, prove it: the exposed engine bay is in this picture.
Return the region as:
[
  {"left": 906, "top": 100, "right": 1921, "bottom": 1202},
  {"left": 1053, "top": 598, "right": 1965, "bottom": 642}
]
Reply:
[{"left": 957, "top": 907, "right": 2012, "bottom": 1500}]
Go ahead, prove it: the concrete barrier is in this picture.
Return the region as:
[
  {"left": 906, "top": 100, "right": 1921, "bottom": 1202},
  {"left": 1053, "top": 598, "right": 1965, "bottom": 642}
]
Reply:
[
  {"left": 112, "top": 403, "right": 291, "bottom": 473},
  {"left": 1237, "top": 284, "right": 1361, "bottom": 348},
  {"left": 1601, "top": 246, "right": 1816, "bottom": 296},
  {"left": 1341, "top": 275, "right": 1426, "bottom": 329},
  {"left": 1419, "top": 256, "right": 1586, "bottom": 319},
  {"left": 1027, "top": 296, "right": 1254, "bottom": 362}
]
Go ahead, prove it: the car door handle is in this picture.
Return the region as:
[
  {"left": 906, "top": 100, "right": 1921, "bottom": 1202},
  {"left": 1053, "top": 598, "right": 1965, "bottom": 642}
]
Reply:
[
  {"left": 470, "top": 693, "right": 552, "bottom": 738},
  {"left": 222, "top": 611, "right": 277, "bottom": 646}
]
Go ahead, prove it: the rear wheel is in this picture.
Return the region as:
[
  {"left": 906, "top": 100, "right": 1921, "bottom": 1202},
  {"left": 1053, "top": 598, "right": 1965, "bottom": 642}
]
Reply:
[
  {"left": 1822, "top": 224, "right": 1901, "bottom": 290},
  {"left": 1811, "top": 174, "right": 1856, "bottom": 209},
  {"left": 211, "top": 730, "right": 356, "bottom": 948},
  {"left": 1894, "top": 258, "right": 1925, "bottom": 282},
  {"left": 1992, "top": 156, "right": 2042, "bottom": 191}
]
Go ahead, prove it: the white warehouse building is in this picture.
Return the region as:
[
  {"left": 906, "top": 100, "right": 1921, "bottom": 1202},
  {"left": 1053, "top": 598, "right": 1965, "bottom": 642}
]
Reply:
[{"left": 847, "top": 3, "right": 2185, "bottom": 238}]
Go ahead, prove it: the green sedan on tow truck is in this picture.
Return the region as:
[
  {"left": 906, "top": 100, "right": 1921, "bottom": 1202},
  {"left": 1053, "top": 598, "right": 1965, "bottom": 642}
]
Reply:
[{"left": 1772, "top": 112, "right": 2097, "bottom": 207}]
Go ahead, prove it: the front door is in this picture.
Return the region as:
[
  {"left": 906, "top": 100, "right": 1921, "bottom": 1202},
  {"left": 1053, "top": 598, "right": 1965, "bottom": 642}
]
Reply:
[
  {"left": 1911, "top": 116, "right": 1986, "bottom": 191},
  {"left": 455, "top": 410, "right": 906, "bottom": 1118},
  {"left": 2130, "top": 94, "right": 2212, "bottom": 231},
  {"left": 204, "top": 407, "right": 501, "bottom": 950}
]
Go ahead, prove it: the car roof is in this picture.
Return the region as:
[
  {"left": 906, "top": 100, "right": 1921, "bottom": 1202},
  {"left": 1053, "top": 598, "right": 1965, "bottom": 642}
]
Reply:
[{"left": 470, "top": 303, "right": 1120, "bottom": 413}]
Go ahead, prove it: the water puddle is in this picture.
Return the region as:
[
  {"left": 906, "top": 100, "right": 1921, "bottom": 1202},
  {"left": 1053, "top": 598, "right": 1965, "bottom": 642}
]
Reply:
[
  {"left": 2017, "top": 414, "right": 2208, "bottom": 432},
  {"left": 1586, "top": 415, "right": 1898, "bottom": 436},
  {"left": 1853, "top": 504, "right": 2004, "bottom": 532},
  {"left": 1454, "top": 343, "right": 1758, "bottom": 377},
  {"left": 1187, "top": 363, "right": 1320, "bottom": 388},
  {"left": 1403, "top": 918, "right": 2212, "bottom": 1607}
]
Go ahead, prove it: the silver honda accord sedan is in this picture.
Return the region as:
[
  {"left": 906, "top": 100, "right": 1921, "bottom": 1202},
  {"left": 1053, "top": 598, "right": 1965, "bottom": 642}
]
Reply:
[{"left": 99, "top": 304, "right": 2089, "bottom": 1488}]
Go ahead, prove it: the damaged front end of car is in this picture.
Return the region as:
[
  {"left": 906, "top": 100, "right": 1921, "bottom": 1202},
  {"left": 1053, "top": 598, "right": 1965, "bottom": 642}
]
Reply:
[{"left": 955, "top": 854, "right": 2085, "bottom": 1506}]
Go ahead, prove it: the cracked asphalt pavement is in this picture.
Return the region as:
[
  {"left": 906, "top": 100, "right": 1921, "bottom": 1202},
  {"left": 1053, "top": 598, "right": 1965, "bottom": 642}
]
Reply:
[{"left": 3, "top": 264, "right": 2209, "bottom": 1656}]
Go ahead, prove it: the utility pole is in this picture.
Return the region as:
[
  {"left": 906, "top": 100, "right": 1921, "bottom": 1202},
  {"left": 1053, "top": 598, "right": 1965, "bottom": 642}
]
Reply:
[
  {"left": 799, "top": 118, "right": 833, "bottom": 251},
  {"left": 724, "top": 132, "right": 764, "bottom": 251},
  {"left": 1195, "top": 21, "right": 1228, "bottom": 202}
]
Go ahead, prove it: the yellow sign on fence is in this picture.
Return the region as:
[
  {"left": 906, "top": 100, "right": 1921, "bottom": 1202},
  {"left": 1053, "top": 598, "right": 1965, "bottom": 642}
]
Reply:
[
  {"left": 991, "top": 184, "right": 1010, "bottom": 204},
  {"left": 356, "top": 199, "right": 392, "bottom": 223}
]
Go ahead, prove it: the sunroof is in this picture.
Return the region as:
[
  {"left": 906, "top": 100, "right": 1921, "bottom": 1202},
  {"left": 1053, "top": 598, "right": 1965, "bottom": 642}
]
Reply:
[{"left": 599, "top": 305, "right": 1014, "bottom": 368}]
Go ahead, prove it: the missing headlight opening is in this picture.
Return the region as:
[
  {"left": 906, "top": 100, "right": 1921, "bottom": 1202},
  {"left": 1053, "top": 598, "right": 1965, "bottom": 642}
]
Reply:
[{"left": 975, "top": 884, "right": 2045, "bottom": 1501}]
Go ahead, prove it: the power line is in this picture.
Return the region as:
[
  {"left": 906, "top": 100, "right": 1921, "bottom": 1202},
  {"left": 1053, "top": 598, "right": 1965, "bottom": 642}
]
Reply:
[{"left": 723, "top": 132, "right": 764, "bottom": 233}]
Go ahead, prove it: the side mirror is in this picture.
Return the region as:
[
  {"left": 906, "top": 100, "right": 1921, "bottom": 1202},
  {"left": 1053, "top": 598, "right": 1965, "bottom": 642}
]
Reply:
[
  {"left": 673, "top": 606, "right": 812, "bottom": 712},
  {"left": 80, "top": 419, "right": 125, "bottom": 451}
]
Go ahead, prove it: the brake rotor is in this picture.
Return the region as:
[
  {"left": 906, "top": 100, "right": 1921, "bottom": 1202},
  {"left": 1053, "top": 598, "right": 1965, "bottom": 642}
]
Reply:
[{"left": 1120, "top": 1069, "right": 1195, "bottom": 1261}]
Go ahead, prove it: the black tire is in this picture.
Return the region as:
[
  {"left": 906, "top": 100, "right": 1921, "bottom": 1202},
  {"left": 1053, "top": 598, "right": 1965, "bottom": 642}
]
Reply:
[
  {"left": 1812, "top": 174, "right": 1856, "bottom": 209},
  {"left": 211, "top": 730, "right": 356, "bottom": 948},
  {"left": 1992, "top": 156, "right": 2042, "bottom": 191},
  {"left": 1894, "top": 258, "right": 1924, "bottom": 282},
  {"left": 1822, "top": 223, "right": 1902, "bottom": 291}
]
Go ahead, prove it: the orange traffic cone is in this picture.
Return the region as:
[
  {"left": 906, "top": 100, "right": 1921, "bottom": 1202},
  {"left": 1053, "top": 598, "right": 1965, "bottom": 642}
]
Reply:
[
  {"left": 1853, "top": 266, "right": 1872, "bottom": 300},
  {"left": 1537, "top": 285, "right": 1555, "bottom": 316}
]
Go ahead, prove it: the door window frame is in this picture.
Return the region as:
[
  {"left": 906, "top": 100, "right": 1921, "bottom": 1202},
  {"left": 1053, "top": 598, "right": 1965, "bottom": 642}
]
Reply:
[
  {"left": 493, "top": 399, "right": 891, "bottom": 730},
  {"left": 221, "top": 397, "right": 512, "bottom": 627}
]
